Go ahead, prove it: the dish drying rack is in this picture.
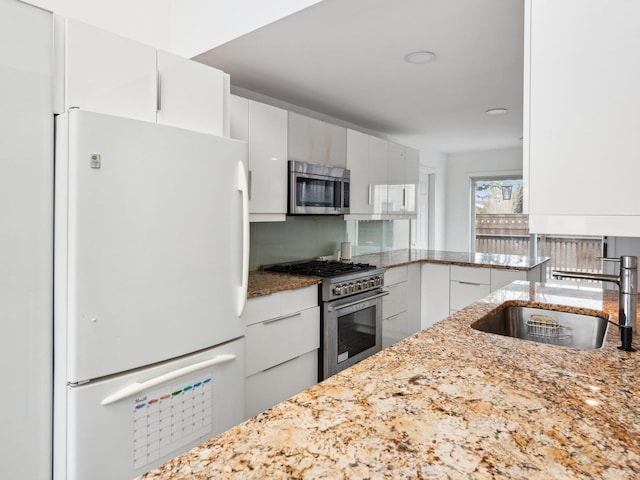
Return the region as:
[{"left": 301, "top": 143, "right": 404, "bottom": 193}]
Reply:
[{"left": 526, "top": 314, "right": 572, "bottom": 341}]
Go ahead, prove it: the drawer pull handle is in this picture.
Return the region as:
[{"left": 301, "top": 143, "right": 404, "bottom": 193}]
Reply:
[
  {"left": 262, "top": 355, "right": 302, "bottom": 372},
  {"left": 456, "top": 281, "right": 482, "bottom": 286},
  {"left": 263, "top": 312, "right": 302, "bottom": 325}
]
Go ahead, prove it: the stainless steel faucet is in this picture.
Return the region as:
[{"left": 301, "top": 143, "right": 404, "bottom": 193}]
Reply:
[{"left": 552, "top": 255, "right": 637, "bottom": 352}]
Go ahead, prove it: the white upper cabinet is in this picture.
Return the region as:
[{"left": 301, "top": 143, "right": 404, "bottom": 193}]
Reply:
[
  {"left": 525, "top": 0, "right": 640, "bottom": 236},
  {"left": 54, "top": 16, "right": 157, "bottom": 122},
  {"left": 230, "top": 95, "right": 288, "bottom": 222},
  {"left": 404, "top": 146, "right": 419, "bottom": 215},
  {"left": 156, "top": 50, "right": 226, "bottom": 136},
  {"left": 345, "top": 132, "right": 418, "bottom": 219},
  {"left": 369, "top": 135, "right": 390, "bottom": 217},
  {"left": 288, "top": 112, "right": 347, "bottom": 167},
  {"left": 54, "top": 17, "right": 228, "bottom": 136},
  {"left": 345, "top": 129, "right": 371, "bottom": 215},
  {"left": 387, "top": 142, "right": 406, "bottom": 216}
]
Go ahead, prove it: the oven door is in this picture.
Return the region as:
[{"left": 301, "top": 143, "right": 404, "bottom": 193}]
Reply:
[
  {"left": 290, "top": 171, "right": 343, "bottom": 215},
  {"left": 321, "top": 289, "right": 388, "bottom": 380}
]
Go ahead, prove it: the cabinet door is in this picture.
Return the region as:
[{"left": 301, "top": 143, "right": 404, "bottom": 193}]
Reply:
[
  {"left": 245, "top": 350, "right": 317, "bottom": 418},
  {"left": 490, "top": 269, "right": 526, "bottom": 292},
  {"left": 421, "top": 263, "right": 450, "bottom": 328},
  {"left": 346, "top": 129, "right": 372, "bottom": 215},
  {"left": 56, "top": 17, "right": 157, "bottom": 122},
  {"left": 526, "top": 0, "right": 640, "bottom": 235},
  {"left": 156, "top": 50, "right": 225, "bottom": 135},
  {"left": 406, "top": 263, "right": 422, "bottom": 334},
  {"left": 403, "top": 147, "right": 420, "bottom": 215},
  {"left": 248, "top": 100, "right": 288, "bottom": 219},
  {"left": 369, "top": 136, "right": 389, "bottom": 216},
  {"left": 288, "top": 112, "right": 346, "bottom": 167},
  {"left": 386, "top": 142, "right": 405, "bottom": 215},
  {"left": 1, "top": 3, "right": 53, "bottom": 479}
]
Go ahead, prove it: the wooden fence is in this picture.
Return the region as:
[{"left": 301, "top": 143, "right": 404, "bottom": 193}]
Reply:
[{"left": 475, "top": 214, "right": 603, "bottom": 279}]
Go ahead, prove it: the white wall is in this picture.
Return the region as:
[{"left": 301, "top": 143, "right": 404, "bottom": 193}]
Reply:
[
  {"left": 170, "top": 0, "right": 322, "bottom": 58},
  {"left": 445, "top": 147, "right": 523, "bottom": 252},
  {"left": 25, "top": 0, "right": 321, "bottom": 57}
]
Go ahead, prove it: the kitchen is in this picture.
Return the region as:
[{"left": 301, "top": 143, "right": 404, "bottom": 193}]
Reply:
[{"left": 2, "top": 0, "right": 639, "bottom": 479}]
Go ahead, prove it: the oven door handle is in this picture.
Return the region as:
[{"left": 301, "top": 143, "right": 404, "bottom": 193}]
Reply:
[{"left": 327, "top": 290, "right": 389, "bottom": 312}]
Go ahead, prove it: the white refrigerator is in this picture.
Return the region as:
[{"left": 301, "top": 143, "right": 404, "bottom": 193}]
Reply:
[{"left": 53, "top": 110, "right": 249, "bottom": 480}]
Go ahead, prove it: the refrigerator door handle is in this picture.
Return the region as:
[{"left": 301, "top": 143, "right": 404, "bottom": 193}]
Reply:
[
  {"left": 237, "top": 160, "right": 249, "bottom": 317},
  {"left": 100, "top": 354, "right": 236, "bottom": 406}
]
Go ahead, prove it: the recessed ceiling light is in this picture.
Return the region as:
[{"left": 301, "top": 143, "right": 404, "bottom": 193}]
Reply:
[
  {"left": 404, "top": 51, "right": 437, "bottom": 64},
  {"left": 485, "top": 108, "right": 508, "bottom": 115}
]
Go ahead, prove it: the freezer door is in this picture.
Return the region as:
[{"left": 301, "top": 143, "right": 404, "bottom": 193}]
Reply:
[
  {"left": 56, "top": 110, "right": 249, "bottom": 382},
  {"left": 57, "top": 338, "right": 245, "bottom": 480}
]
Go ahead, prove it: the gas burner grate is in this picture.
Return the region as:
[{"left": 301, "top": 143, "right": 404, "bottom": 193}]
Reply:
[{"left": 265, "top": 260, "right": 377, "bottom": 278}]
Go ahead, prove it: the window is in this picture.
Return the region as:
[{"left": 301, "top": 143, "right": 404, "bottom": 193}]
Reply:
[
  {"left": 473, "top": 177, "right": 527, "bottom": 256},
  {"left": 471, "top": 176, "right": 604, "bottom": 280}
]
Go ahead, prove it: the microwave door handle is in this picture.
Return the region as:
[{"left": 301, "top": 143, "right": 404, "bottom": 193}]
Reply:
[
  {"left": 100, "top": 354, "right": 236, "bottom": 406},
  {"left": 327, "top": 290, "right": 390, "bottom": 312}
]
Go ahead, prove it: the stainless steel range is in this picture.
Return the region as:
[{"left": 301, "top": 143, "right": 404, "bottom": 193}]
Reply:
[{"left": 265, "top": 260, "right": 387, "bottom": 380}]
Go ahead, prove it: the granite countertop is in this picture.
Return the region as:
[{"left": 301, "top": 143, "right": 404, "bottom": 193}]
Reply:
[
  {"left": 140, "top": 281, "right": 640, "bottom": 479},
  {"left": 247, "top": 270, "right": 321, "bottom": 298},
  {"left": 354, "top": 248, "right": 550, "bottom": 271},
  {"left": 248, "top": 250, "right": 550, "bottom": 298}
]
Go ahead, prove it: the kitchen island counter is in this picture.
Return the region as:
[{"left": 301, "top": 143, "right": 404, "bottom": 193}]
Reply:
[
  {"left": 354, "top": 248, "right": 549, "bottom": 271},
  {"left": 140, "top": 281, "right": 640, "bottom": 479}
]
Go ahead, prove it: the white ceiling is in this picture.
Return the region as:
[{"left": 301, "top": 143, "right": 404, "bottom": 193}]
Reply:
[{"left": 195, "top": 0, "right": 524, "bottom": 154}]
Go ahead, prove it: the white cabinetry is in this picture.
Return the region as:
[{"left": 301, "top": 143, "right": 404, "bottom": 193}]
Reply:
[
  {"left": 230, "top": 96, "right": 288, "bottom": 222},
  {"left": 345, "top": 131, "right": 418, "bottom": 219},
  {"left": 243, "top": 286, "right": 319, "bottom": 418},
  {"left": 1, "top": 2, "right": 53, "bottom": 478},
  {"left": 382, "top": 265, "right": 421, "bottom": 348},
  {"left": 420, "top": 263, "right": 450, "bottom": 329},
  {"left": 54, "top": 16, "right": 156, "bottom": 122},
  {"left": 490, "top": 265, "right": 545, "bottom": 291},
  {"left": 525, "top": 0, "right": 640, "bottom": 236},
  {"left": 449, "top": 266, "right": 491, "bottom": 313},
  {"left": 288, "top": 112, "right": 346, "bottom": 167},
  {"left": 421, "top": 263, "right": 545, "bottom": 322},
  {"left": 387, "top": 142, "right": 419, "bottom": 217},
  {"left": 54, "top": 17, "right": 227, "bottom": 136},
  {"left": 156, "top": 50, "right": 226, "bottom": 135}
]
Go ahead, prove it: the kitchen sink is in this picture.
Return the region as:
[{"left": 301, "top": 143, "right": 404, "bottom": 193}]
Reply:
[{"left": 471, "top": 305, "right": 609, "bottom": 349}]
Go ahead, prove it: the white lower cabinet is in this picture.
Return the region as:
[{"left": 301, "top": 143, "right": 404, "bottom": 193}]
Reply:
[
  {"left": 243, "top": 286, "right": 319, "bottom": 419},
  {"left": 382, "top": 265, "right": 421, "bottom": 348},
  {"left": 420, "top": 263, "right": 450, "bottom": 329},
  {"left": 449, "top": 266, "right": 491, "bottom": 313}
]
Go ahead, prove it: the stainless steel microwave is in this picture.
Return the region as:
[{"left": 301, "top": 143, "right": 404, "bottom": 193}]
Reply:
[{"left": 288, "top": 160, "right": 350, "bottom": 215}]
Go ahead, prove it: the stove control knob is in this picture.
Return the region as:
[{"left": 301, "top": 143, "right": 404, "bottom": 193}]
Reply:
[
  {"left": 348, "top": 283, "right": 355, "bottom": 293},
  {"left": 373, "top": 276, "right": 381, "bottom": 287},
  {"left": 362, "top": 279, "right": 369, "bottom": 289},
  {"left": 334, "top": 285, "right": 343, "bottom": 296},
  {"left": 355, "top": 281, "right": 362, "bottom": 291}
]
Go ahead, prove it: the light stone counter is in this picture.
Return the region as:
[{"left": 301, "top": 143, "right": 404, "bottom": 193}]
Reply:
[{"left": 140, "top": 281, "right": 640, "bottom": 479}]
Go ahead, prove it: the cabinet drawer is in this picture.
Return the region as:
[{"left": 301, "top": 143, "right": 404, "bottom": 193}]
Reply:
[
  {"left": 490, "top": 269, "right": 526, "bottom": 292},
  {"left": 384, "top": 265, "right": 408, "bottom": 285},
  {"left": 242, "top": 285, "right": 318, "bottom": 326},
  {"left": 382, "top": 311, "right": 409, "bottom": 349},
  {"left": 450, "top": 265, "right": 490, "bottom": 284},
  {"left": 245, "top": 349, "right": 317, "bottom": 418},
  {"left": 246, "top": 306, "right": 319, "bottom": 376},
  {"left": 450, "top": 281, "right": 490, "bottom": 311},
  {"left": 382, "top": 281, "right": 408, "bottom": 319}
]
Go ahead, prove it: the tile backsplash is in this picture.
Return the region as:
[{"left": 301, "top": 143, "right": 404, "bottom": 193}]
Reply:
[{"left": 250, "top": 217, "right": 411, "bottom": 270}]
